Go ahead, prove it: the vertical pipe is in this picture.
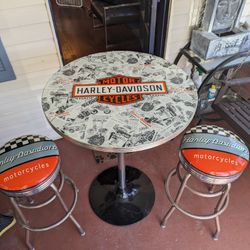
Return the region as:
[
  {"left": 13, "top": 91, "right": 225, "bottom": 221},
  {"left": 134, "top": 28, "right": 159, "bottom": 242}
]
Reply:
[
  {"left": 149, "top": 0, "right": 159, "bottom": 54},
  {"left": 118, "top": 153, "right": 127, "bottom": 197},
  {"left": 213, "top": 183, "right": 231, "bottom": 240}
]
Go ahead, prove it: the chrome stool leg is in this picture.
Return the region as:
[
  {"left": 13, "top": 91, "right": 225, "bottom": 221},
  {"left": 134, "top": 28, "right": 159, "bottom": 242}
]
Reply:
[
  {"left": 10, "top": 198, "right": 34, "bottom": 250},
  {"left": 9, "top": 171, "right": 85, "bottom": 249},
  {"left": 213, "top": 183, "right": 231, "bottom": 240},
  {"left": 161, "top": 165, "right": 230, "bottom": 240},
  {"left": 50, "top": 175, "right": 85, "bottom": 236},
  {"left": 161, "top": 168, "right": 191, "bottom": 228}
]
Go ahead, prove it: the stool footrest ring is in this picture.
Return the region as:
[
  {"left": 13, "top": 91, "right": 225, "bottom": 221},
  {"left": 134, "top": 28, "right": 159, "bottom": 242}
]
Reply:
[
  {"left": 176, "top": 163, "right": 227, "bottom": 198},
  {"left": 18, "top": 170, "right": 65, "bottom": 209},
  {"left": 11, "top": 175, "right": 83, "bottom": 234},
  {"left": 165, "top": 168, "right": 230, "bottom": 220}
]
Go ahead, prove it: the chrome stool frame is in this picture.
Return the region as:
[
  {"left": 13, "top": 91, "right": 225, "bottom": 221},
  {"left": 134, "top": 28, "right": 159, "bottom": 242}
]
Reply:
[
  {"left": 8, "top": 169, "right": 85, "bottom": 250},
  {"left": 161, "top": 162, "right": 230, "bottom": 240},
  {"left": 0, "top": 135, "right": 85, "bottom": 250},
  {"left": 161, "top": 125, "right": 249, "bottom": 240}
]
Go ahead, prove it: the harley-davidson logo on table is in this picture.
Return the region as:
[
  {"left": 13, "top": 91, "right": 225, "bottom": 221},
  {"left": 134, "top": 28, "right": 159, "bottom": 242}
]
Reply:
[{"left": 72, "top": 75, "right": 167, "bottom": 105}]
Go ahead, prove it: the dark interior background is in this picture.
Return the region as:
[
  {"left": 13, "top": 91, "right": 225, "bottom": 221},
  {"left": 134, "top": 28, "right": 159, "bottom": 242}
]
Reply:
[{"left": 48, "top": 0, "right": 170, "bottom": 64}]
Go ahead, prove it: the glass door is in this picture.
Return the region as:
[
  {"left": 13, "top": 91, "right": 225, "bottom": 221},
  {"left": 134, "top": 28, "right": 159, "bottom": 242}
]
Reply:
[{"left": 48, "top": 0, "right": 170, "bottom": 64}]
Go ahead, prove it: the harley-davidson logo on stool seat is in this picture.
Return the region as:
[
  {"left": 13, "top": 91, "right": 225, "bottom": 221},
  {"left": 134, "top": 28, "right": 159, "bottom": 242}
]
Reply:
[{"left": 72, "top": 75, "right": 167, "bottom": 105}]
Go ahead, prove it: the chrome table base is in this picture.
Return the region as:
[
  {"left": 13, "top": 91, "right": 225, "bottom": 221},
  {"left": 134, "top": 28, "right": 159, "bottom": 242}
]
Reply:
[{"left": 89, "top": 153, "right": 155, "bottom": 225}]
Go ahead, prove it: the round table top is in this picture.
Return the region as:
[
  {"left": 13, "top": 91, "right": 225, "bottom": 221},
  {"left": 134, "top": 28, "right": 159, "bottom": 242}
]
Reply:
[{"left": 42, "top": 51, "right": 198, "bottom": 153}]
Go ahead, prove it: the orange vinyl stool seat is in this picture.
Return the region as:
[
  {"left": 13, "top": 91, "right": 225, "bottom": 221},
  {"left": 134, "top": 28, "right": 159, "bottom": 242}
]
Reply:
[
  {"left": 161, "top": 125, "right": 249, "bottom": 240},
  {"left": 0, "top": 135, "right": 84, "bottom": 250}
]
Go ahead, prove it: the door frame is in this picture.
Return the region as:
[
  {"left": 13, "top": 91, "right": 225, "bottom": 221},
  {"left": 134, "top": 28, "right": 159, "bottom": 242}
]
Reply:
[
  {"left": 154, "top": 0, "right": 172, "bottom": 57},
  {"left": 45, "top": 0, "right": 63, "bottom": 67}
]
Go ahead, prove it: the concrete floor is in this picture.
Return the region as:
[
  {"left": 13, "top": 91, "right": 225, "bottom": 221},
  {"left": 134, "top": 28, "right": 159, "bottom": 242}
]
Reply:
[{"left": 0, "top": 120, "right": 250, "bottom": 250}]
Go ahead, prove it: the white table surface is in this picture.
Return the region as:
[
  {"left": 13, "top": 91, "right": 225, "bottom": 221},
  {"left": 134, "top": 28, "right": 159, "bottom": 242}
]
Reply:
[{"left": 42, "top": 51, "right": 198, "bottom": 153}]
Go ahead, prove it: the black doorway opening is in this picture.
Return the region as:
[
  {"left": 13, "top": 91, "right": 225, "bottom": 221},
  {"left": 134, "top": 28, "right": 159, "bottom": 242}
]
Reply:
[{"left": 48, "top": 0, "right": 171, "bottom": 64}]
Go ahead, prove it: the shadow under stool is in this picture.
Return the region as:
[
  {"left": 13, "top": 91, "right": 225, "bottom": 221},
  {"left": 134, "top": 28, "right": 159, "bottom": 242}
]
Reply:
[
  {"left": 161, "top": 125, "right": 249, "bottom": 240},
  {"left": 0, "top": 135, "right": 85, "bottom": 250}
]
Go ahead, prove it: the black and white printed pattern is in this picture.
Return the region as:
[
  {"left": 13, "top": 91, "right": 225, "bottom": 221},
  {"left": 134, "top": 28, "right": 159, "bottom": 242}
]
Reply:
[
  {"left": 185, "top": 125, "right": 244, "bottom": 144},
  {"left": 42, "top": 51, "right": 198, "bottom": 152},
  {"left": 0, "top": 135, "right": 49, "bottom": 155}
]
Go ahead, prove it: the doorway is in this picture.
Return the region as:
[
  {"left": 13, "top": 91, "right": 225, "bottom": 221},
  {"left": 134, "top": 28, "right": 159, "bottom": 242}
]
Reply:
[{"left": 48, "top": 0, "right": 170, "bottom": 65}]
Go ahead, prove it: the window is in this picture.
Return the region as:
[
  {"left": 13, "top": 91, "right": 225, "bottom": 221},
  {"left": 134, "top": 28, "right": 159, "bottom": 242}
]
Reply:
[{"left": 0, "top": 38, "right": 16, "bottom": 83}]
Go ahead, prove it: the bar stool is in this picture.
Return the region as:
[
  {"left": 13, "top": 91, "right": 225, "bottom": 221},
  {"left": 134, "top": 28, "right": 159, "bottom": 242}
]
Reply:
[
  {"left": 161, "top": 125, "right": 249, "bottom": 240},
  {"left": 0, "top": 135, "right": 85, "bottom": 250}
]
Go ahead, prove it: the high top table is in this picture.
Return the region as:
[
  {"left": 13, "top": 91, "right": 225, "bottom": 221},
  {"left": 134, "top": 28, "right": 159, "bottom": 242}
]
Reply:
[{"left": 42, "top": 51, "right": 198, "bottom": 225}]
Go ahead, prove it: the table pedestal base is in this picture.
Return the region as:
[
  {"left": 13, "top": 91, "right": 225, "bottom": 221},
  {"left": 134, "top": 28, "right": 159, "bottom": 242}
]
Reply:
[{"left": 89, "top": 166, "right": 155, "bottom": 226}]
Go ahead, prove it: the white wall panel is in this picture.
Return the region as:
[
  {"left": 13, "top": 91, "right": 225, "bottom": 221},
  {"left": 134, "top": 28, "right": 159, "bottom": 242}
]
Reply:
[
  {"left": 168, "top": 27, "right": 191, "bottom": 43},
  {"left": 243, "top": 15, "right": 250, "bottom": 23},
  {"left": 164, "top": 0, "right": 193, "bottom": 62},
  {"left": 12, "top": 54, "right": 59, "bottom": 76},
  {"left": 169, "top": 14, "right": 190, "bottom": 30},
  {"left": 172, "top": 0, "right": 193, "bottom": 15},
  {"left": 0, "top": 68, "right": 58, "bottom": 93},
  {"left": 0, "top": 4, "right": 48, "bottom": 29},
  {"left": 0, "top": 69, "right": 60, "bottom": 145},
  {"left": 0, "top": 0, "right": 60, "bottom": 146},
  {"left": 0, "top": 0, "right": 43, "bottom": 10},
  {"left": 241, "top": 2, "right": 250, "bottom": 19},
  {"left": 5, "top": 40, "right": 56, "bottom": 62},
  {"left": 0, "top": 23, "right": 53, "bottom": 47}
]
